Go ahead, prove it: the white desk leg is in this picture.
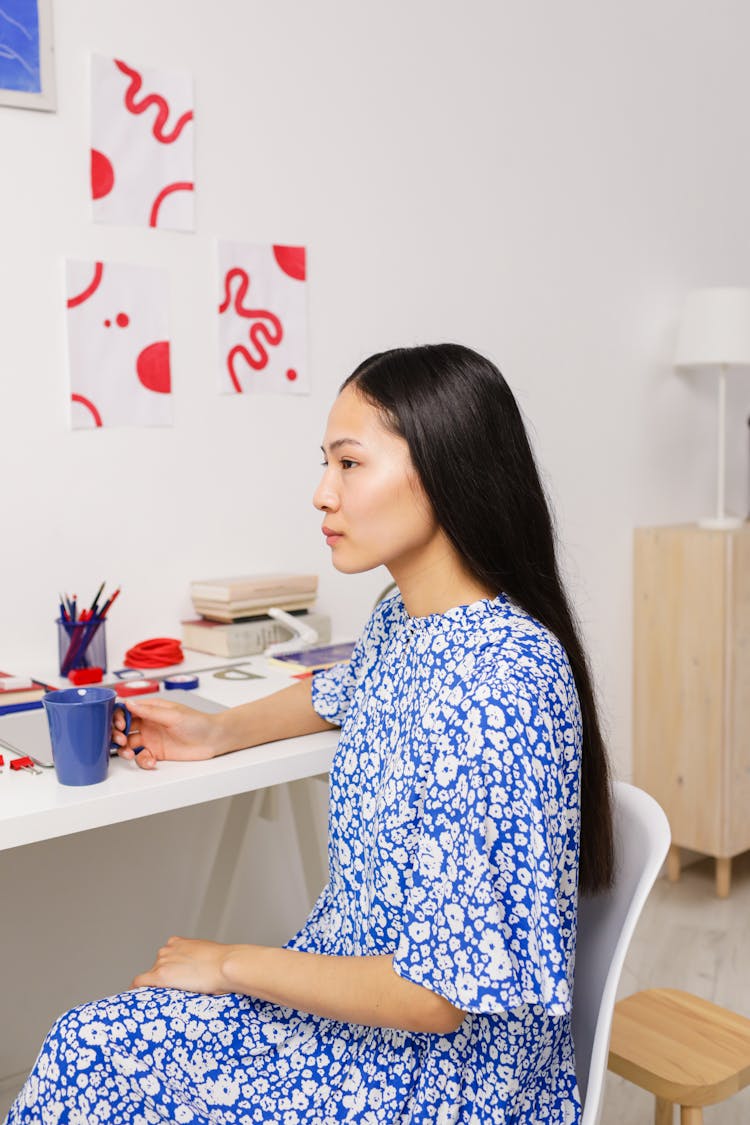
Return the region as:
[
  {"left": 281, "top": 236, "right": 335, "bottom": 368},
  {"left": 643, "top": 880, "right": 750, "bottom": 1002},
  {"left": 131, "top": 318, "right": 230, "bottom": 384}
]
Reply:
[
  {"left": 191, "top": 778, "right": 328, "bottom": 943},
  {"left": 190, "top": 790, "right": 259, "bottom": 940},
  {"left": 287, "top": 776, "right": 329, "bottom": 907}
]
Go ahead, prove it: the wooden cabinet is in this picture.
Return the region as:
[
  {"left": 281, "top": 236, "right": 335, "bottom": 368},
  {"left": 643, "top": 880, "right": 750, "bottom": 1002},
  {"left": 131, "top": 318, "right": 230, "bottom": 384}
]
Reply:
[{"left": 633, "top": 524, "right": 750, "bottom": 897}]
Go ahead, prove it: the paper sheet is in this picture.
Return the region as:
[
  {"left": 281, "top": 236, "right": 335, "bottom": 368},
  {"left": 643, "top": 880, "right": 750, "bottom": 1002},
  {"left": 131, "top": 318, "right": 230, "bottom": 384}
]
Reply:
[
  {"left": 217, "top": 241, "right": 308, "bottom": 395},
  {"left": 65, "top": 259, "right": 173, "bottom": 429},
  {"left": 90, "top": 54, "right": 194, "bottom": 230}
]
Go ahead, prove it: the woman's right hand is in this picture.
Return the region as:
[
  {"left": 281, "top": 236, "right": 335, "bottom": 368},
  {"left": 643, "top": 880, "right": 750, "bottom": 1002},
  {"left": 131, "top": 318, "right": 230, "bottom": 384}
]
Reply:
[{"left": 112, "top": 696, "right": 225, "bottom": 770}]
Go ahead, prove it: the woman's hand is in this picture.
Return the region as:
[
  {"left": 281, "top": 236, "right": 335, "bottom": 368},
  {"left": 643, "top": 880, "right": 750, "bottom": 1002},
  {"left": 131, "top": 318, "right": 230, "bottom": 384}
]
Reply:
[
  {"left": 112, "top": 696, "right": 224, "bottom": 770},
  {"left": 112, "top": 678, "right": 335, "bottom": 772},
  {"left": 132, "top": 936, "right": 234, "bottom": 994}
]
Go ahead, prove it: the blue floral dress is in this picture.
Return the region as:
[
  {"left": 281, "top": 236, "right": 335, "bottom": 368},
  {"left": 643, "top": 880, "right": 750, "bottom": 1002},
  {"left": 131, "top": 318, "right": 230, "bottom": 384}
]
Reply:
[{"left": 6, "top": 593, "right": 583, "bottom": 1124}]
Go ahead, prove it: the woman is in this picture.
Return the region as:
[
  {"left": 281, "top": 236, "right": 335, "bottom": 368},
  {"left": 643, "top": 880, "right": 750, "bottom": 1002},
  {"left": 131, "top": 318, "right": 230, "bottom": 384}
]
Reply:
[{"left": 7, "top": 343, "right": 613, "bottom": 1124}]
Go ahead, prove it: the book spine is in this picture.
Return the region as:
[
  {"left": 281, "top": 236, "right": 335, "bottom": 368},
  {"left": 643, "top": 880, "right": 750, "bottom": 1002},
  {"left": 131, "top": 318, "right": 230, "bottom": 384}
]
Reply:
[
  {"left": 265, "top": 658, "right": 338, "bottom": 674},
  {"left": 183, "top": 614, "right": 331, "bottom": 657},
  {"left": 0, "top": 689, "right": 46, "bottom": 706},
  {"left": 192, "top": 597, "right": 317, "bottom": 622},
  {"left": 190, "top": 576, "right": 318, "bottom": 602},
  {"left": 228, "top": 619, "right": 295, "bottom": 656}
]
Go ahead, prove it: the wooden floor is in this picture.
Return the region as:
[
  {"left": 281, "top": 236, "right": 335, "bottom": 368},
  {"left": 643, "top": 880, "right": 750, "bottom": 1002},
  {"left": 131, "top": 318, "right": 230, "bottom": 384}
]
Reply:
[{"left": 602, "top": 851, "right": 750, "bottom": 1124}]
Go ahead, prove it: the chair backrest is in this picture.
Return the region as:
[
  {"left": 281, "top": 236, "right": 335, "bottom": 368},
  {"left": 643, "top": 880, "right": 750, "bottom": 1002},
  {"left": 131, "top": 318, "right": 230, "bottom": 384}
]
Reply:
[{"left": 573, "top": 780, "right": 671, "bottom": 1125}]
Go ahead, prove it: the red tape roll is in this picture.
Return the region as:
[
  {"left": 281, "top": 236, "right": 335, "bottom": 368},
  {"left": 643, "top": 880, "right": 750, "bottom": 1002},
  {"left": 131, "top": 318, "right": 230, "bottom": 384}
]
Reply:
[{"left": 123, "top": 638, "right": 184, "bottom": 669}]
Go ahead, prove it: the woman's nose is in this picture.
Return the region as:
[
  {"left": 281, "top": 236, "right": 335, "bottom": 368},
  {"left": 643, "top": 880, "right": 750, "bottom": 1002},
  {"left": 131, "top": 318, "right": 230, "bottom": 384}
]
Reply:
[{"left": 313, "top": 473, "right": 339, "bottom": 512}]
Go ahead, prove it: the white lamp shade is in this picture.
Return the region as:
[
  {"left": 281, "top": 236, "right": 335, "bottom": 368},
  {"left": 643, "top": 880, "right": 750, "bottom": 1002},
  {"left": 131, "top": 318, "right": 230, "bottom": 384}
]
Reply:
[{"left": 675, "top": 287, "right": 750, "bottom": 370}]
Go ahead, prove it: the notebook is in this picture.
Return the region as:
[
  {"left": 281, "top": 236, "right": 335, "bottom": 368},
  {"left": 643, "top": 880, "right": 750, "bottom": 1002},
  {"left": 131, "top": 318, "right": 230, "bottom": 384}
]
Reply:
[{"left": 0, "top": 707, "right": 54, "bottom": 768}]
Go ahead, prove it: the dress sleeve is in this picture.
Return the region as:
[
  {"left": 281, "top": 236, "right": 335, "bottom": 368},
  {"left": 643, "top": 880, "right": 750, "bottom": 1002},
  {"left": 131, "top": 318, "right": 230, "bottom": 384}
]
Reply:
[
  {"left": 310, "top": 600, "right": 388, "bottom": 727},
  {"left": 310, "top": 658, "right": 362, "bottom": 727},
  {"left": 391, "top": 665, "right": 581, "bottom": 1017}
]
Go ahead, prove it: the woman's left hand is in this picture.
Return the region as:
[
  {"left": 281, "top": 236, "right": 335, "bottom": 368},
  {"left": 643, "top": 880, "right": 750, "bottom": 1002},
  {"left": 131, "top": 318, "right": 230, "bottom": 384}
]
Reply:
[{"left": 132, "top": 936, "right": 234, "bottom": 994}]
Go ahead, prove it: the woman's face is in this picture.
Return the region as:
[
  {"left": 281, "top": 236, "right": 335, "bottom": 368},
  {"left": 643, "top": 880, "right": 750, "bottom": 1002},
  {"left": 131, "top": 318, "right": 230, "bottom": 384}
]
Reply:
[{"left": 313, "top": 386, "right": 442, "bottom": 577}]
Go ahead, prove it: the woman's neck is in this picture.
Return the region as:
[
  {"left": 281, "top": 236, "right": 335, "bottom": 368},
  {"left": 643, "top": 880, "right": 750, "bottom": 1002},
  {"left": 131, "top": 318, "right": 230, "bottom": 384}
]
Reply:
[{"left": 390, "top": 537, "right": 496, "bottom": 619}]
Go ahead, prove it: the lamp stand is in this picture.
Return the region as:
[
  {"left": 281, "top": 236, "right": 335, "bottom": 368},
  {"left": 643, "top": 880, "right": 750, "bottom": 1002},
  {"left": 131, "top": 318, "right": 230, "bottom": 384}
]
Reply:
[{"left": 699, "top": 365, "right": 742, "bottom": 530}]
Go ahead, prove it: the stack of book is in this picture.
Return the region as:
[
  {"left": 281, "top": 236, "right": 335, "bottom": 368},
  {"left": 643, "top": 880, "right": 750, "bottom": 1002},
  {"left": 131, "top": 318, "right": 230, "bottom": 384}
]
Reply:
[
  {"left": 0, "top": 673, "right": 56, "bottom": 714},
  {"left": 182, "top": 573, "right": 331, "bottom": 657},
  {"left": 190, "top": 573, "right": 319, "bottom": 622}
]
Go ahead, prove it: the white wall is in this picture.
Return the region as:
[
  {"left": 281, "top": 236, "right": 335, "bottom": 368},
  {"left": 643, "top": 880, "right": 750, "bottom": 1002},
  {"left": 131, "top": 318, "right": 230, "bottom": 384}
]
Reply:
[
  {"left": 2, "top": 0, "right": 750, "bottom": 1107},
  {"left": 2, "top": 0, "right": 750, "bottom": 769}
]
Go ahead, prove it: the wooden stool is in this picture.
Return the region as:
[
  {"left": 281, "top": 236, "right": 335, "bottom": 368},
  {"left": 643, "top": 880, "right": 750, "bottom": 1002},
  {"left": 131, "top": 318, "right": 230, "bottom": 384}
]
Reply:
[{"left": 608, "top": 989, "right": 750, "bottom": 1124}]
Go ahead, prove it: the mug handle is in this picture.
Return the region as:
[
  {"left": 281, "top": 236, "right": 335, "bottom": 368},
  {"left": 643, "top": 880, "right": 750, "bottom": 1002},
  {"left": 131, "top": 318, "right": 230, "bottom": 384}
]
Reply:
[{"left": 110, "top": 701, "right": 132, "bottom": 750}]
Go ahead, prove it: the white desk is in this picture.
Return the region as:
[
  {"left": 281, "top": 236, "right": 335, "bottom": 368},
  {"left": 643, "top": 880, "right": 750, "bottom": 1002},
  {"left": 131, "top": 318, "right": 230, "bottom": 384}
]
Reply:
[
  {"left": 0, "top": 729, "right": 338, "bottom": 852},
  {"left": 0, "top": 652, "right": 339, "bottom": 853}
]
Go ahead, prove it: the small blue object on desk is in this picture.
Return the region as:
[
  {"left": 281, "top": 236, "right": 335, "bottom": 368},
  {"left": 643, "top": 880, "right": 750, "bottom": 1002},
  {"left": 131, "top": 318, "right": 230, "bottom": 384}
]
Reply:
[
  {"left": 163, "top": 674, "right": 200, "bottom": 691},
  {"left": 0, "top": 699, "right": 44, "bottom": 717}
]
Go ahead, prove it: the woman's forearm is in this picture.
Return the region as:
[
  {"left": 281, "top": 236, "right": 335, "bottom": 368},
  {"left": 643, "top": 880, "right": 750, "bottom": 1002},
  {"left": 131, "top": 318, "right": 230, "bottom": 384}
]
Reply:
[
  {"left": 213, "top": 678, "right": 337, "bottom": 756},
  {"left": 133, "top": 937, "right": 465, "bottom": 1034},
  {"left": 222, "top": 946, "right": 465, "bottom": 1035}
]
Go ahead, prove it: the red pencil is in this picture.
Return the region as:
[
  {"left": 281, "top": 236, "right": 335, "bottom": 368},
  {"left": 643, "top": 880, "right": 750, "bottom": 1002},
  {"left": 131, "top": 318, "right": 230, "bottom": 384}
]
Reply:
[{"left": 99, "top": 588, "right": 121, "bottom": 618}]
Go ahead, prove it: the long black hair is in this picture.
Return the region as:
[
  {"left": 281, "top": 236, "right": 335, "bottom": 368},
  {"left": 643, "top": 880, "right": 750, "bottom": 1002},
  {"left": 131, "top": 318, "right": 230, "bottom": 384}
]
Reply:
[{"left": 341, "top": 343, "right": 614, "bottom": 894}]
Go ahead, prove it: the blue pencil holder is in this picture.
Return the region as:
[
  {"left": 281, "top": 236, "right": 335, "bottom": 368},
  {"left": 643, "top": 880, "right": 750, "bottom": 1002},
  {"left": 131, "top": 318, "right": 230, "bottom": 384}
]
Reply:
[{"left": 57, "top": 618, "right": 107, "bottom": 677}]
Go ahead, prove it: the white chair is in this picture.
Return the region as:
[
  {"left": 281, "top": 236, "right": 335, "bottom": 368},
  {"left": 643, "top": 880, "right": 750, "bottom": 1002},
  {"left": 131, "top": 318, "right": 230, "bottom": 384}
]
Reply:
[{"left": 573, "top": 780, "right": 671, "bottom": 1125}]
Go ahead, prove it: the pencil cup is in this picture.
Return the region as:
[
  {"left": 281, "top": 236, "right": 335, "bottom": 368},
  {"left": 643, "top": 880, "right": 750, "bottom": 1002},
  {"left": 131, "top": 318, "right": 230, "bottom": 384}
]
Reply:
[
  {"left": 57, "top": 618, "right": 107, "bottom": 677},
  {"left": 43, "top": 687, "right": 131, "bottom": 786}
]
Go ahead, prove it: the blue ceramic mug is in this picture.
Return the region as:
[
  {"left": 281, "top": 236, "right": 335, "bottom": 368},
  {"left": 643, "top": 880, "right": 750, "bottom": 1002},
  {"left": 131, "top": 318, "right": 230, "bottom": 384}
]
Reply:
[{"left": 43, "top": 687, "right": 131, "bottom": 786}]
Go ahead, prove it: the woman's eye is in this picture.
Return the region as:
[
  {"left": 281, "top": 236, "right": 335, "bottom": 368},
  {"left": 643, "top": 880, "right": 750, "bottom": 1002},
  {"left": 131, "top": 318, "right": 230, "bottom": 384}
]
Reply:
[{"left": 319, "top": 457, "right": 357, "bottom": 469}]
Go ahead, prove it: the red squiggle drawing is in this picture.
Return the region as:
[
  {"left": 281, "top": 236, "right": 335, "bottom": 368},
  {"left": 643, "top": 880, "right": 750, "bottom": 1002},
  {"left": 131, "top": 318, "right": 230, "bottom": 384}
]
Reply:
[
  {"left": 114, "top": 59, "right": 194, "bottom": 144},
  {"left": 219, "top": 268, "right": 283, "bottom": 392},
  {"left": 67, "top": 262, "right": 104, "bottom": 308},
  {"left": 71, "top": 394, "right": 103, "bottom": 427},
  {"left": 149, "top": 181, "right": 194, "bottom": 227},
  {"left": 227, "top": 330, "right": 283, "bottom": 391}
]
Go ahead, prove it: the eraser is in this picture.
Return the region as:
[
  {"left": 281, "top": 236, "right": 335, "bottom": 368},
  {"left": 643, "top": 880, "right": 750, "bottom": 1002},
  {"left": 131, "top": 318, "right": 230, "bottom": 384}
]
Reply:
[
  {"left": 69, "top": 667, "right": 104, "bottom": 685},
  {"left": 0, "top": 677, "right": 33, "bottom": 692}
]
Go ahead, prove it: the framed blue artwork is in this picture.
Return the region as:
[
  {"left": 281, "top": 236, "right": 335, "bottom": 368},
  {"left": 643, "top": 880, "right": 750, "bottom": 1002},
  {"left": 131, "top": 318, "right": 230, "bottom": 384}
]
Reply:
[{"left": 0, "top": 0, "right": 56, "bottom": 111}]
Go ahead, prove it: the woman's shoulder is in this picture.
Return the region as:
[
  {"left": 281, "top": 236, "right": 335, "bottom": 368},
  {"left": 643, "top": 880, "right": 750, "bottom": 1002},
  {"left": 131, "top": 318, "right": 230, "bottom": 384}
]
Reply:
[
  {"left": 466, "top": 598, "right": 579, "bottom": 717},
  {"left": 482, "top": 595, "right": 570, "bottom": 666},
  {"left": 432, "top": 594, "right": 567, "bottom": 670}
]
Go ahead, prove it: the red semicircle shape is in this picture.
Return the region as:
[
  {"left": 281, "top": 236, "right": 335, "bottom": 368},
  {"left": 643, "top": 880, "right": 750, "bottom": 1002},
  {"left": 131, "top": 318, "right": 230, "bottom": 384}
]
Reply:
[
  {"left": 272, "top": 245, "right": 306, "bottom": 281},
  {"left": 136, "top": 341, "right": 171, "bottom": 394},
  {"left": 91, "top": 149, "right": 115, "bottom": 200}
]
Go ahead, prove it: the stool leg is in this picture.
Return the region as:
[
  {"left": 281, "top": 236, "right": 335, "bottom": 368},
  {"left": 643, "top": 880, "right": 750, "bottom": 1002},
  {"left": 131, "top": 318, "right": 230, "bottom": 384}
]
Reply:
[
  {"left": 655, "top": 1096, "right": 673, "bottom": 1125},
  {"left": 679, "top": 1108, "right": 702, "bottom": 1125},
  {"left": 715, "top": 856, "right": 731, "bottom": 898},
  {"left": 667, "top": 845, "right": 681, "bottom": 882}
]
